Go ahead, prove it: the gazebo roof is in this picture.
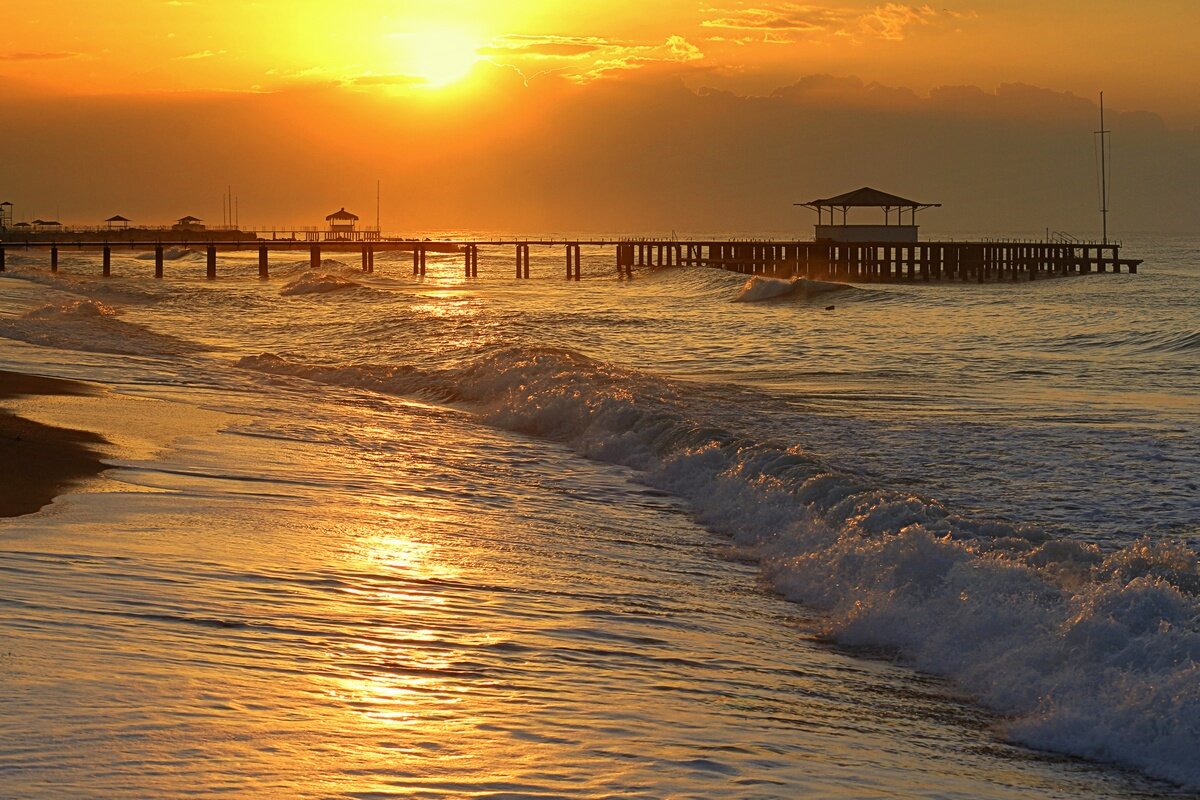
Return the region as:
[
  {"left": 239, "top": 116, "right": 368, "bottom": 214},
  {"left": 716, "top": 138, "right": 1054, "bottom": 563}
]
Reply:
[
  {"left": 326, "top": 207, "right": 359, "bottom": 221},
  {"left": 106, "top": 214, "right": 132, "bottom": 222},
  {"left": 800, "top": 187, "right": 940, "bottom": 209},
  {"left": 31, "top": 219, "right": 46, "bottom": 224},
  {"left": 177, "top": 215, "right": 202, "bottom": 223}
]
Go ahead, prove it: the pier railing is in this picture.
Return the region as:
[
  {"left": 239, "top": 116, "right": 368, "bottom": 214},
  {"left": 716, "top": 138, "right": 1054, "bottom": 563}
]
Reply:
[{"left": 0, "top": 237, "right": 1142, "bottom": 281}]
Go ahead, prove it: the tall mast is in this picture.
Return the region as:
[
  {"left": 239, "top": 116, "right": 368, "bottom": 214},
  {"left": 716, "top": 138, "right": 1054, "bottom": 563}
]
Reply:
[
  {"left": 1096, "top": 91, "right": 1110, "bottom": 245},
  {"left": 376, "top": 179, "right": 381, "bottom": 232}
]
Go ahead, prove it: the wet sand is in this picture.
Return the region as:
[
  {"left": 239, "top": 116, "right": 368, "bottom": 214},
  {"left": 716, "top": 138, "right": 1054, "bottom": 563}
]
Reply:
[{"left": 0, "top": 370, "right": 107, "bottom": 517}]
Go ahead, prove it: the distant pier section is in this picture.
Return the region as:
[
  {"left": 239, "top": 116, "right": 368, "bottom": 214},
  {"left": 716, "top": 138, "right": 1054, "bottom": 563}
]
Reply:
[{"left": 0, "top": 195, "right": 1142, "bottom": 280}]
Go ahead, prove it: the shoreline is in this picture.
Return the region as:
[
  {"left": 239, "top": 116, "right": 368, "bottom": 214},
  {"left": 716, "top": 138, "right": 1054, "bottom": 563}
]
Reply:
[{"left": 0, "top": 369, "right": 108, "bottom": 518}]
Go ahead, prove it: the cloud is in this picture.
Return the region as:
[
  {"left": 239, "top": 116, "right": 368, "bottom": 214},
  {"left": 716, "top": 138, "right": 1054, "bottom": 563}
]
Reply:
[
  {"left": 701, "top": 2, "right": 967, "bottom": 43},
  {"left": 176, "top": 50, "right": 224, "bottom": 60},
  {"left": 0, "top": 51, "right": 80, "bottom": 61},
  {"left": 481, "top": 33, "right": 705, "bottom": 83},
  {"left": 700, "top": 4, "right": 844, "bottom": 34},
  {"left": 856, "top": 3, "right": 937, "bottom": 41},
  {"left": 479, "top": 35, "right": 606, "bottom": 59},
  {"left": 349, "top": 73, "right": 426, "bottom": 87}
]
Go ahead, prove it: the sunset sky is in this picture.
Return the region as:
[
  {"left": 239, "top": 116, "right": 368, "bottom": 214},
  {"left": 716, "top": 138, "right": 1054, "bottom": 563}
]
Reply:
[{"left": 3, "top": 1, "right": 1198, "bottom": 233}]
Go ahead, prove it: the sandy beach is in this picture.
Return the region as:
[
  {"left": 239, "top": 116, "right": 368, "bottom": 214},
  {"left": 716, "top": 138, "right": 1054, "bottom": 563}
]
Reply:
[{"left": 0, "top": 369, "right": 107, "bottom": 517}]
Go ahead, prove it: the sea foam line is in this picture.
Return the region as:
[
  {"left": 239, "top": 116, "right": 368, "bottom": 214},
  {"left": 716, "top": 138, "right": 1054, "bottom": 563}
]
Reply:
[{"left": 240, "top": 345, "right": 1200, "bottom": 789}]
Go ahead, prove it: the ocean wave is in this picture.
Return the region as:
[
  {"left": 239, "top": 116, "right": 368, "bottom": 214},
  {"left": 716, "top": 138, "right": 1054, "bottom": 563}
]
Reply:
[
  {"left": 732, "top": 276, "right": 852, "bottom": 303},
  {"left": 279, "top": 270, "right": 363, "bottom": 297},
  {"left": 134, "top": 246, "right": 198, "bottom": 261},
  {"left": 1049, "top": 328, "right": 1200, "bottom": 355},
  {"left": 235, "top": 344, "right": 1200, "bottom": 788},
  {"left": 0, "top": 299, "right": 203, "bottom": 356}
]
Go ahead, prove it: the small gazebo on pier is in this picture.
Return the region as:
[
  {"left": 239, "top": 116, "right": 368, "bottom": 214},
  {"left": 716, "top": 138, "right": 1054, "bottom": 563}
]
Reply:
[
  {"left": 105, "top": 215, "right": 132, "bottom": 230},
  {"left": 797, "top": 187, "right": 940, "bottom": 243},
  {"left": 325, "top": 208, "right": 359, "bottom": 240},
  {"left": 173, "top": 215, "right": 205, "bottom": 232}
]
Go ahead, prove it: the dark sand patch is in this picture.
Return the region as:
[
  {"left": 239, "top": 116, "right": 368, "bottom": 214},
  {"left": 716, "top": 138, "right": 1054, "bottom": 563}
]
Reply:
[{"left": 0, "top": 370, "right": 108, "bottom": 518}]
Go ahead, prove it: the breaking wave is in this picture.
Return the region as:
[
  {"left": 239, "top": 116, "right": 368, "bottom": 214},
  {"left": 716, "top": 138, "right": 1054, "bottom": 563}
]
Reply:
[
  {"left": 280, "top": 271, "right": 363, "bottom": 297},
  {"left": 0, "top": 299, "right": 203, "bottom": 356},
  {"left": 733, "top": 276, "right": 853, "bottom": 303},
  {"left": 134, "top": 246, "right": 198, "bottom": 261},
  {"left": 236, "top": 344, "right": 1200, "bottom": 789}
]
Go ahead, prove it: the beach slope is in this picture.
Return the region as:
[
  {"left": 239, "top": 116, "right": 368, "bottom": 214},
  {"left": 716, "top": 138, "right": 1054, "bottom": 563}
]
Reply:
[{"left": 0, "top": 370, "right": 107, "bottom": 517}]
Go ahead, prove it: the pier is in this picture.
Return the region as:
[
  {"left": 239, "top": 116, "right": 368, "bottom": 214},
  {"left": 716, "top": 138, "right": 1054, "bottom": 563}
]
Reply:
[{"left": 0, "top": 236, "right": 1141, "bottom": 281}]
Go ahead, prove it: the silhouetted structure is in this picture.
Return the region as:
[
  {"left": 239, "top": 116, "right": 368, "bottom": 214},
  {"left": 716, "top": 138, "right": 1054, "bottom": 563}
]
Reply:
[
  {"left": 0, "top": 202, "right": 12, "bottom": 231},
  {"left": 325, "top": 208, "right": 359, "bottom": 240},
  {"left": 105, "top": 215, "right": 131, "bottom": 230},
  {"left": 0, "top": 235, "right": 1141, "bottom": 282},
  {"left": 173, "top": 215, "right": 205, "bottom": 232},
  {"left": 797, "top": 187, "right": 940, "bottom": 243}
]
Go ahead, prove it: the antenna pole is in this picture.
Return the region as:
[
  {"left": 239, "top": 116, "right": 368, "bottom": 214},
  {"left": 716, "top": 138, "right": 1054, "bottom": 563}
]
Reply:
[
  {"left": 376, "top": 179, "right": 381, "bottom": 233},
  {"left": 1097, "top": 92, "right": 1110, "bottom": 245}
]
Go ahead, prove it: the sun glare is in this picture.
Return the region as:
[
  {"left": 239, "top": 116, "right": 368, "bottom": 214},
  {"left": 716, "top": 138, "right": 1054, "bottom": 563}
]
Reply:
[{"left": 394, "top": 28, "right": 481, "bottom": 88}]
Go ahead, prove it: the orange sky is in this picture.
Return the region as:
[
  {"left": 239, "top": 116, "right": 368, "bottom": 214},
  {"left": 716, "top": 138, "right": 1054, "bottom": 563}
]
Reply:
[
  {"left": 2, "top": 2, "right": 1198, "bottom": 234},
  {"left": 6, "top": 1, "right": 1198, "bottom": 123}
]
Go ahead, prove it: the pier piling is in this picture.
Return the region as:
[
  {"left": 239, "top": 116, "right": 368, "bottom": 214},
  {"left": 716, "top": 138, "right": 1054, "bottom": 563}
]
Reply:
[
  {"left": 0, "top": 236, "right": 1141, "bottom": 284},
  {"left": 515, "top": 244, "right": 530, "bottom": 279}
]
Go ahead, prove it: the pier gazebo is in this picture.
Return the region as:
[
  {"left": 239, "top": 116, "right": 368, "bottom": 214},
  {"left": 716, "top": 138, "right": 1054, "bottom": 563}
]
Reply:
[
  {"left": 105, "top": 214, "right": 132, "bottom": 230},
  {"left": 173, "top": 215, "right": 205, "bottom": 232},
  {"left": 325, "top": 208, "right": 359, "bottom": 240},
  {"left": 797, "top": 187, "right": 940, "bottom": 243}
]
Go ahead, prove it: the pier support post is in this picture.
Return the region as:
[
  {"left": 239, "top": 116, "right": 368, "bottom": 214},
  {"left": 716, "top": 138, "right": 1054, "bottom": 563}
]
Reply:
[
  {"left": 207, "top": 245, "right": 217, "bottom": 280},
  {"left": 259, "top": 245, "right": 269, "bottom": 279},
  {"left": 361, "top": 246, "right": 370, "bottom": 273},
  {"left": 515, "top": 244, "right": 529, "bottom": 279},
  {"left": 369, "top": 248, "right": 375, "bottom": 274},
  {"left": 565, "top": 244, "right": 581, "bottom": 280},
  {"left": 155, "top": 245, "right": 165, "bottom": 279},
  {"left": 50, "top": 246, "right": 58, "bottom": 273},
  {"left": 413, "top": 248, "right": 420, "bottom": 276},
  {"left": 0, "top": 246, "right": 5, "bottom": 272},
  {"left": 102, "top": 246, "right": 111, "bottom": 277},
  {"left": 309, "top": 244, "right": 321, "bottom": 272},
  {"left": 419, "top": 248, "right": 427, "bottom": 276}
]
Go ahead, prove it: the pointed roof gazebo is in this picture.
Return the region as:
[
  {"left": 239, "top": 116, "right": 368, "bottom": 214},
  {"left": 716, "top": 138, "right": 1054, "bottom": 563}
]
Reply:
[
  {"left": 173, "top": 215, "right": 205, "bottom": 231},
  {"left": 325, "top": 207, "right": 359, "bottom": 226},
  {"left": 105, "top": 214, "right": 132, "bottom": 230},
  {"left": 796, "top": 186, "right": 940, "bottom": 243},
  {"left": 325, "top": 207, "right": 359, "bottom": 240}
]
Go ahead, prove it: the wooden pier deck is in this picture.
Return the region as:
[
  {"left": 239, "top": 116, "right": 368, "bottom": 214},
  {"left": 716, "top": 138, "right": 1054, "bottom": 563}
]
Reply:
[{"left": 0, "top": 237, "right": 1142, "bottom": 281}]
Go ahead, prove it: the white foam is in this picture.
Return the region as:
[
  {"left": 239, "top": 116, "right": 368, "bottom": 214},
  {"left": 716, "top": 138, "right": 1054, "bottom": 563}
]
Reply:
[
  {"left": 134, "top": 246, "right": 196, "bottom": 261},
  {"left": 733, "top": 276, "right": 850, "bottom": 302},
  {"left": 236, "top": 345, "right": 1200, "bottom": 789},
  {"left": 0, "top": 299, "right": 201, "bottom": 356},
  {"left": 279, "top": 271, "right": 362, "bottom": 296}
]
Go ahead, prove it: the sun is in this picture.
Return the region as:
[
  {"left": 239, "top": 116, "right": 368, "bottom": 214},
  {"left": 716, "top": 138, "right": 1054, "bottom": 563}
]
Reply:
[{"left": 394, "top": 28, "right": 481, "bottom": 88}]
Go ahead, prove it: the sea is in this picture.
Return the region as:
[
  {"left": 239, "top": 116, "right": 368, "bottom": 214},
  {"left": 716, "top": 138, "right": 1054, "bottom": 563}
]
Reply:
[{"left": 0, "top": 233, "right": 1197, "bottom": 799}]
